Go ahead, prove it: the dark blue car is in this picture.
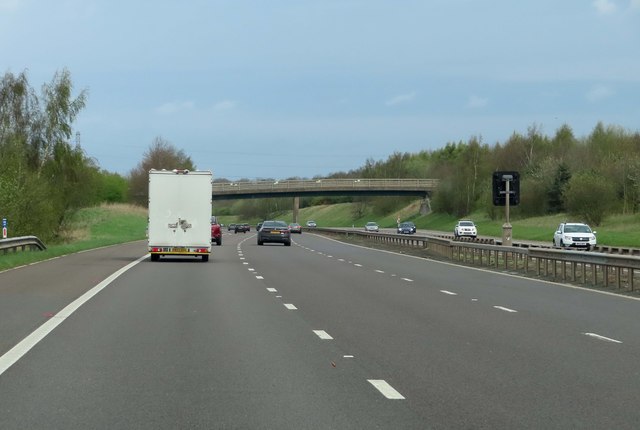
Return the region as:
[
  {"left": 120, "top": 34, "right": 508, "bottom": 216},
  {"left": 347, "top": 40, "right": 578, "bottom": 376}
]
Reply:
[{"left": 397, "top": 222, "right": 416, "bottom": 234}]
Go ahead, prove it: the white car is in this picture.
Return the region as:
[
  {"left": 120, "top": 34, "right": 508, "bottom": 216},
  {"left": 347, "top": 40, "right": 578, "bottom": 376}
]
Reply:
[
  {"left": 553, "top": 222, "right": 596, "bottom": 250},
  {"left": 364, "top": 221, "right": 379, "bottom": 232},
  {"left": 306, "top": 220, "right": 317, "bottom": 228},
  {"left": 454, "top": 220, "right": 477, "bottom": 238}
]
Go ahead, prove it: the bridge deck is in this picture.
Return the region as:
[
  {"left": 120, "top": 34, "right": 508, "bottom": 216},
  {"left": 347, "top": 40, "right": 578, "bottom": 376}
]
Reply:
[{"left": 212, "top": 178, "right": 438, "bottom": 200}]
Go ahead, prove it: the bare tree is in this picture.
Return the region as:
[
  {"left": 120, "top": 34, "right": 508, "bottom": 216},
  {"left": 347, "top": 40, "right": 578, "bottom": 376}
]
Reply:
[{"left": 128, "top": 137, "right": 196, "bottom": 206}]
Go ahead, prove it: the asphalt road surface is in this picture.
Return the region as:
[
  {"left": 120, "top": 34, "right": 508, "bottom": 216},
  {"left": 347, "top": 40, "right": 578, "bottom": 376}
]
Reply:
[{"left": 1, "top": 233, "right": 639, "bottom": 429}]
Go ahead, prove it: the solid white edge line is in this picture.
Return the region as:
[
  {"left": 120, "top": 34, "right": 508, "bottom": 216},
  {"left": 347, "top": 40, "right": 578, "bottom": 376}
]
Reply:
[
  {"left": 0, "top": 254, "right": 148, "bottom": 376},
  {"left": 313, "top": 330, "right": 334, "bottom": 340},
  {"left": 583, "top": 332, "right": 623, "bottom": 344},
  {"left": 368, "top": 380, "right": 405, "bottom": 400}
]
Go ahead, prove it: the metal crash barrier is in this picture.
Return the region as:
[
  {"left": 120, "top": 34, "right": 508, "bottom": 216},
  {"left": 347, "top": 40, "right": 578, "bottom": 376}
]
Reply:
[
  {"left": 311, "top": 228, "right": 640, "bottom": 292},
  {"left": 0, "top": 236, "right": 47, "bottom": 254}
]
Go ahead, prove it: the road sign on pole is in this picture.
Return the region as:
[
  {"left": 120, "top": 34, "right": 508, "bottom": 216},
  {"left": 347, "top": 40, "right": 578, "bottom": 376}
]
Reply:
[{"left": 2, "top": 227, "right": 6, "bottom": 239}]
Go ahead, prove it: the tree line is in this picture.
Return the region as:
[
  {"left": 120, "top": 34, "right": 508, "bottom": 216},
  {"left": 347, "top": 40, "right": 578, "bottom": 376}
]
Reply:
[
  {"left": 3, "top": 70, "right": 638, "bottom": 243},
  {"left": 0, "top": 70, "right": 127, "bottom": 241}
]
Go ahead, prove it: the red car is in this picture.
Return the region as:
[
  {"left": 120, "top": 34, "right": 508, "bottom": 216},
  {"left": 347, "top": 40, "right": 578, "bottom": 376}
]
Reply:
[{"left": 211, "top": 216, "right": 222, "bottom": 246}]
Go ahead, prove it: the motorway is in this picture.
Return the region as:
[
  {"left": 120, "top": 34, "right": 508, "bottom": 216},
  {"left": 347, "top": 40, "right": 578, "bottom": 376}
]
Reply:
[{"left": 1, "top": 232, "right": 640, "bottom": 429}]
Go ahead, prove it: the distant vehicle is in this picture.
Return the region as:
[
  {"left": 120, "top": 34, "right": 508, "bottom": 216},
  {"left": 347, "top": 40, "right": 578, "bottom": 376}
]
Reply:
[
  {"left": 454, "top": 220, "right": 477, "bottom": 239},
  {"left": 397, "top": 221, "right": 416, "bottom": 234},
  {"left": 288, "top": 222, "right": 302, "bottom": 234},
  {"left": 257, "top": 220, "right": 291, "bottom": 246},
  {"left": 235, "top": 223, "right": 250, "bottom": 233},
  {"left": 147, "top": 169, "right": 212, "bottom": 262},
  {"left": 211, "top": 216, "right": 222, "bottom": 246},
  {"left": 228, "top": 223, "right": 236, "bottom": 231},
  {"left": 364, "top": 221, "right": 379, "bottom": 232},
  {"left": 553, "top": 222, "right": 596, "bottom": 250},
  {"left": 306, "top": 220, "right": 317, "bottom": 228}
]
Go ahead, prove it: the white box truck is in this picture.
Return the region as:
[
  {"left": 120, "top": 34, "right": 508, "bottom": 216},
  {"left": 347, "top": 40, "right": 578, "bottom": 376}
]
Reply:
[{"left": 148, "top": 169, "right": 212, "bottom": 262}]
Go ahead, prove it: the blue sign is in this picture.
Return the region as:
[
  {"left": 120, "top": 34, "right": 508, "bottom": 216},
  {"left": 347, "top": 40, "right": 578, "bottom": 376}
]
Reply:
[{"left": 1, "top": 218, "right": 6, "bottom": 228}]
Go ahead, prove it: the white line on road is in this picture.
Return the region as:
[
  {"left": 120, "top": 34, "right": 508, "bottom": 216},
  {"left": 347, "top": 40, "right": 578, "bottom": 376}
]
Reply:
[
  {"left": 0, "top": 254, "right": 147, "bottom": 376},
  {"left": 440, "top": 290, "right": 458, "bottom": 295},
  {"left": 401, "top": 278, "right": 414, "bottom": 282},
  {"left": 494, "top": 306, "right": 518, "bottom": 313},
  {"left": 343, "top": 355, "right": 354, "bottom": 358},
  {"left": 284, "top": 304, "right": 297, "bottom": 310},
  {"left": 248, "top": 268, "right": 255, "bottom": 272},
  {"left": 255, "top": 275, "right": 264, "bottom": 280},
  {"left": 243, "top": 262, "right": 249, "bottom": 265},
  {"left": 375, "top": 270, "right": 385, "bottom": 274},
  {"left": 583, "top": 333, "right": 623, "bottom": 344},
  {"left": 368, "top": 380, "right": 405, "bottom": 400},
  {"left": 266, "top": 288, "right": 277, "bottom": 292},
  {"left": 338, "top": 258, "right": 345, "bottom": 262},
  {"left": 313, "top": 330, "right": 334, "bottom": 340},
  {"left": 353, "top": 263, "right": 362, "bottom": 267}
]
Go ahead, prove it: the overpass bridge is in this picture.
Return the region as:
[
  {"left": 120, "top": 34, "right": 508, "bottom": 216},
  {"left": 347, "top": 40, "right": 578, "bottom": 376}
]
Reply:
[
  {"left": 212, "top": 178, "right": 439, "bottom": 219},
  {"left": 212, "top": 178, "right": 438, "bottom": 200}
]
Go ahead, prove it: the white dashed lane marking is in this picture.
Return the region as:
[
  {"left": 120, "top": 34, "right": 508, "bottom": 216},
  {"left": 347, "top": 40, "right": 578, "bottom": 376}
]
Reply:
[
  {"left": 401, "top": 278, "right": 413, "bottom": 282},
  {"left": 368, "top": 380, "right": 405, "bottom": 400},
  {"left": 266, "top": 288, "right": 277, "bottom": 293},
  {"left": 440, "top": 290, "right": 458, "bottom": 295},
  {"left": 313, "top": 330, "right": 334, "bottom": 340},
  {"left": 494, "top": 306, "right": 517, "bottom": 313},
  {"left": 255, "top": 276, "right": 264, "bottom": 280},
  {"left": 583, "top": 333, "right": 622, "bottom": 344},
  {"left": 284, "top": 304, "right": 297, "bottom": 310},
  {"left": 375, "top": 270, "right": 385, "bottom": 274}
]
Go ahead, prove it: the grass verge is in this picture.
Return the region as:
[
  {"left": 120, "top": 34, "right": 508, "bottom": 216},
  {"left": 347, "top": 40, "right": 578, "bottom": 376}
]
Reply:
[{"left": 0, "top": 203, "right": 147, "bottom": 272}]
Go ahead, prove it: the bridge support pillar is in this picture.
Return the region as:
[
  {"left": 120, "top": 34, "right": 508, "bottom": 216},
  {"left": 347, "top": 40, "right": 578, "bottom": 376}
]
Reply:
[
  {"left": 420, "top": 197, "right": 431, "bottom": 215},
  {"left": 293, "top": 196, "right": 300, "bottom": 223}
]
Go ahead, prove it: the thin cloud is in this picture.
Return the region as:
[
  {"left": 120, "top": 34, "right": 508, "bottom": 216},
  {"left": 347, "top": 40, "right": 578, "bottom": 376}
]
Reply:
[
  {"left": 631, "top": 0, "right": 640, "bottom": 10},
  {"left": 593, "top": 0, "right": 617, "bottom": 14},
  {"left": 385, "top": 92, "right": 416, "bottom": 107},
  {"left": 155, "top": 101, "right": 195, "bottom": 115},
  {"left": 586, "top": 85, "right": 614, "bottom": 102},
  {"left": 466, "top": 95, "right": 489, "bottom": 109},
  {"left": 213, "top": 100, "right": 238, "bottom": 111}
]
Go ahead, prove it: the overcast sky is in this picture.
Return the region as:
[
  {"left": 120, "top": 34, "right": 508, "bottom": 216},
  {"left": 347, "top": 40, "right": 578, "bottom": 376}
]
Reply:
[{"left": 2, "top": 0, "right": 639, "bottom": 180}]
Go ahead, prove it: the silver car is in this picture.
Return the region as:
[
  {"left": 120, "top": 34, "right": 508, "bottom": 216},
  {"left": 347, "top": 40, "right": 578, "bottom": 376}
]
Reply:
[{"left": 364, "top": 221, "right": 379, "bottom": 232}]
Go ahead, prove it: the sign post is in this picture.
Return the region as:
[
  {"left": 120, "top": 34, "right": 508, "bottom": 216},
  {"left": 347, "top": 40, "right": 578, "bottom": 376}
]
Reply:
[
  {"left": 2, "top": 218, "right": 7, "bottom": 239},
  {"left": 502, "top": 177, "right": 512, "bottom": 246},
  {"left": 492, "top": 172, "right": 519, "bottom": 246}
]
